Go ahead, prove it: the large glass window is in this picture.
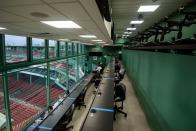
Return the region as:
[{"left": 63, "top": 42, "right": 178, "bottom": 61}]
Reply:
[
  {"left": 68, "top": 57, "right": 77, "bottom": 90},
  {"left": 73, "top": 43, "right": 77, "bottom": 55},
  {"left": 49, "top": 60, "right": 68, "bottom": 104},
  {"left": 7, "top": 65, "right": 49, "bottom": 130},
  {"left": 78, "top": 44, "right": 81, "bottom": 54},
  {"left": 5, "top": 35, "right": 27, "bottom": 63},
  {"left": 79, "top": 56, "right": 85, "bottom": 79},
  {"left": 32, "top": 38, "right": 45, "bottom": 60},
  {"left": 59, "top": 42, "right": 66, "bottom": 57},
  {"left": 67, "top": 42, "right": 72, "bottom": 56},
  {"left": 0, "top": 74, "right": 7, "bottom": 131},
  {"left": 49, "top": 40, "right": 57, "bottom": 58}
]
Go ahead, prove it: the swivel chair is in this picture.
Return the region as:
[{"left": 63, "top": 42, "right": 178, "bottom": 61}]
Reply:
[
  {"left": 113, "top": 83, "right": 127, "bottom": 120},
  {"left": 75, "top": 87, "right": 87, "bottom": 109},
  {"left": 54, "top": 104, "right": 75, "bottom": 131}
]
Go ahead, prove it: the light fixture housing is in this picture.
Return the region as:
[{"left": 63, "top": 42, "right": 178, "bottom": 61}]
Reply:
[
  {"left": 41, "top": 21, "right": 81, "bottom": 28},
  {"left": 97, "top": 41, "right": 105, "bottom": 44},
  {"left": 59, "top": 39, "right": 70, "bottom": 41},
  {"left": 130, "top": 20, "right": 144, "bottom": 24},
  {"left": 127, "top": 28, "right": 136, "bottom": 31},
  {"left": 124, "top": 32, "right": 132, "bottom": 34},
  {"left": 138, "top": 5, "right": 160, "bottom": 12},
  {"left": 92, "top": 40, "right": 102, "bottom": 42},
  {"left": 0, "top": 27, "right": 6, "bottom": 30},
  {"left": 79, "top": 35, "right": 96, "bottom": 38}
]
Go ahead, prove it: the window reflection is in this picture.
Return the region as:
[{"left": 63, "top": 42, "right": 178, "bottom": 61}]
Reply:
[
  {"left": 49, "top": 40, "right": 57, "bottom": 58},
  {"left": 5, "top": 35, "right": 27, "bottom": 63},
  {"left": 32, "top": 38, "right": 45, "bottom": 60}
]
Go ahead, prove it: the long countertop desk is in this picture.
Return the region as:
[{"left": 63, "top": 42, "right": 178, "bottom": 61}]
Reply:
[
  {"left": 25, "top": 74, "right": 93, "bottom": 131},
  {"left": 81, "top": 61, "right": 115, "bottom": 131}
]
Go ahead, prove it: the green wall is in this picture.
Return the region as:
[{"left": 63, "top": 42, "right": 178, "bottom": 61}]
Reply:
[{"left": 122, "top": 50, "right": 196, "bottom": 131}]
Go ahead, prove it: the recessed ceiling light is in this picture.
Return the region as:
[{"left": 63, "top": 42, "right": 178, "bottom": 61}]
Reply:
[
  {"left": 59, "top": 39, "right": 70, "bottom": 41},
  {"left": 79, "top": 35, "right": 96, "bottom": 38},
  {"left": 97, "top": 41, "right": 105, "bottom": 44},
  {"left": 127, "top": 28, "right": 136, "bottom": 31},
  {"left": 0, "top": 27, "right": 6, "bottom": 30},
  {"left": 130, "top": 20, "right": 144, "bottom": 24},
  {"left": 124, "top": 32, "right": 132, "bottom": 34},
  {"left": 41, "top": 21, "right": 81, "bottom": 28},
  {"left": 92, "top": 40, "right": 102, "bottom": 42},
  {"left": 138, "top": 5, "right": 160, "bottom": 12}
]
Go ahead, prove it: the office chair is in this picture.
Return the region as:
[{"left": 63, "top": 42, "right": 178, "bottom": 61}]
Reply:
[
  {"left": 75, "top": 87, "right": 87, "bottom": 109},
  {"left": 113, "top": 83, "right": 127, "bottom": 120},
  {"left": 54, "top": 104, "right": 75, "bottom": 131}
]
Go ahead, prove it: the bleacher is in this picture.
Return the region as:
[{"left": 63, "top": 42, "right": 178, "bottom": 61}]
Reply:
[{"left": 0, "top": 95, "right": 39, "bottom": 131}]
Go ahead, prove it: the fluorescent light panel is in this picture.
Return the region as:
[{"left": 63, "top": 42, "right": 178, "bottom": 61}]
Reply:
[
  {"left": 130, "top": 20, "right": 144, "bottom": 24},
  {"left": 124, "top": 32, "right": 132, "bottom": 34},
  {"left": 97, "top": 41, "right": 105, "bottom": 44},
  {"left": 127, "top": 28, "right": 136, "bottom": 30},
  {"left": 41, "top": 21, "right": 81, "bottom": 28},
  {"left": 92, "top": 40, "right": 102, "bottom": 42},
  {"left": 59, "top": 39, "right": 70, "bottom": 41},
  {"left": 0, "top": 27, "right": 6, "bottom": 30},
  {"left": 138, "top": 5, "right": 160, "bottom": 12},
  {"left": 79, "top": 35, "right": 96, "bottom": 38}
]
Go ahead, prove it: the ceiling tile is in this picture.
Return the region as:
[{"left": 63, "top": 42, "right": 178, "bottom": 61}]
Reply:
[
  {"left": 0, "top": 0, "right": 42, "bottom": 8},
  {"left": 51, "top": 2, "right": 91, "bottom": 21},
  {"left": 2, "top": 4, "right": 68, "bottom": 21}
]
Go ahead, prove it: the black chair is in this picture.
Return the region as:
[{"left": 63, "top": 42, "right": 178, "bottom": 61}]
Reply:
[
  {"left": 54, "top": 104, "right": 75, "bottom": 131},
  {"left": 75, "top": 87, "right": 88, "bottom": 109},
  {"left": 113, "top": 83, "right": 127, "bottom": 120}
]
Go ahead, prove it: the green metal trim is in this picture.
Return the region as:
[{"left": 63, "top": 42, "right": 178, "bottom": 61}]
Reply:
[
  {"left": 0, "top": 34, "right": 5, "bottom": 66},
  {"left": 46, "top": 62, "right": 51, "bottom": 107},
  {"left": 2, "top": 54, "right": 86, "bottom": 71},
  {"left": 76, "top": 44, "right": 79, "bottom": 80},
  {"left": 2, "top": 71, "right": 12, "bottom": 131},
  {"left": 27, "top": 37, "right": 32, "bottom": 62},
  {"left": 57, "top": 41, "right": 60, "bottom": 58},
  {"left": 65, "top": 42, "right": 68, "bottom": 57},
  {"left": 45, "top": 40, "right": 49, "bottom": 59},
  {"left": 66, "top": 58, "right": 69, "bottom": 91}
]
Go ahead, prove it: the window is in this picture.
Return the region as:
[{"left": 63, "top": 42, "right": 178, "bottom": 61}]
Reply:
[
  {"left": 67, "top": 42, "right": 72, "bottom": 56},
  {"left": 7, "top": 65, "right": 48, "bottom": 130},
  {"left": 32, "top": 38, "right": 45, "bottom": 60},
  {"left": 68, "top": 57, "right": 77, "bottom": 89},
  {"left": 59, "top": 41, "right": 66, "bottom": 57},
  {"left": 73, "top": 43, "right": 77, "bottom": 55},
  {"left": 5, "top": 35, "right": 27, "bottom": 63},
  {"left": 78, "top": 44, "right": 81, "bottom": 54},
  {"left": 49, "top": 40, "right": 57, "bottom": 58},
  {"left": 50, "top": 59, "right": 69, "bottom": 92},
  {"left": 0, "top": 74, "right": 7, "bottom": 131}
]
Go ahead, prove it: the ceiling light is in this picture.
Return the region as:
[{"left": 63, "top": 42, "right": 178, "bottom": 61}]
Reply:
[
  {"left": 92, "top": 40, "right": 102, "bottom": 42},
  {"left": 124, "top": 32, "right": 132, "bottom": 34},
  {"left": 138, "top": 5, "right": 160, "bottom": 12},
  {"left": 59, "top": 39, "right": 70, "bottom": 41},
  {"left": 127, "top": 28, "right": 136, "bottom": 31},
  {"left": 130, "top": 20, "right": 144, "bottom": 24},
  {"left": 0, "top": 27, "right": 6, "bottom": 30},
  {"left": 97, "top": 41, "right": 105, "bottom": 44},
  {"left": 41, "top": 21, "right": 81, "bottom": 28},
  {"left": 79, "top": 35, "right": 96, "bottom": 38}
]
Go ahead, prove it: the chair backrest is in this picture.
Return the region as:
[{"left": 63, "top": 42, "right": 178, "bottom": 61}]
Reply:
[
  {"left": 65, "top": 104, "right": 75, "bottom": 123},
  {"left": 114, "top": 83, "right": 126, "bottom": 100}
]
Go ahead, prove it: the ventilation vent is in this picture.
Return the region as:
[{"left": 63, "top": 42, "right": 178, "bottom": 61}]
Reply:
[
  {"left": 30, "top": 12, "right": 49, "bottom": 18},
  {"left": 30, "top": 32, "right": 56, "bottom": 37}
]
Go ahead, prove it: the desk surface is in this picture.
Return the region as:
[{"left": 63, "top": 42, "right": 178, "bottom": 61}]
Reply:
[{"left": 81, "top": 62, "right": 114, "bottom": 131}]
